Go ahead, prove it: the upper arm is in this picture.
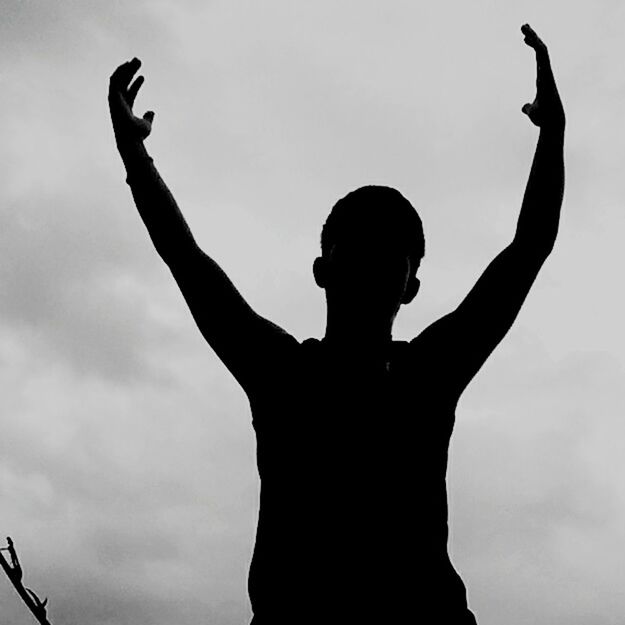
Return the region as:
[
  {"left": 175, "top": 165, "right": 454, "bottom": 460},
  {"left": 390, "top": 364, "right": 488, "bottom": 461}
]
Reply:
[
  {"left": 410, "top": 241, "right": 549, "bottom": 398},
  {"left": 167, "top": 246, "right": 297, "bottom": 396}
]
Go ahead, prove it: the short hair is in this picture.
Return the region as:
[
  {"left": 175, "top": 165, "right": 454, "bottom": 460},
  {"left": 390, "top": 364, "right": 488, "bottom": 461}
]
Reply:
[{"left": 320, "top": 185, "right": 425, "bottom": 272}]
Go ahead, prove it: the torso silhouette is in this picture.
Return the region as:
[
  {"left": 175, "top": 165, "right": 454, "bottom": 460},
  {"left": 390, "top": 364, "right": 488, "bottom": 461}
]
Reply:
[
  {"left": 246, "top": 334, "right": 474, "bottom": 623},
  {"left": 161, "top": 237, "right": 539, "bottom": 625}
]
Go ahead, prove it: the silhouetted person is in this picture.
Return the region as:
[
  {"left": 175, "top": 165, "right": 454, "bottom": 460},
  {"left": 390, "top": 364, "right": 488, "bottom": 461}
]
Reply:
[{"left": 108, "top": 24, "right": 564, "bottom": 624}]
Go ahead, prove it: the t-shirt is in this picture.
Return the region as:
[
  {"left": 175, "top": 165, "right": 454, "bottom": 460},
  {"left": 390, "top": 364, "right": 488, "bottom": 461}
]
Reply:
[{"left": 246, "top": 335, "right": 477, "bottom": 624}]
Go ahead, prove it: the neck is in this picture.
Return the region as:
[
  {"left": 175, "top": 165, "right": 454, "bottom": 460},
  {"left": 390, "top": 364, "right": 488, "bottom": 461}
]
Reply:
[{"left": 322, "top": 312, "right": 394, "bottom": 354}]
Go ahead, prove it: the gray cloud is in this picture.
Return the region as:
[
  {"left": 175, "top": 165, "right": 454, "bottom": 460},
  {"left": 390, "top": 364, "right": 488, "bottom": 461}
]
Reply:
[
  {"left": 0, "top": 0, "right": 174, "bottom": 65},
  {"left": 450, "top": 349, "right": 625, "bottom": 624},
  {"left": 0, "top": 163, "right": 177, "bottom": 384}
]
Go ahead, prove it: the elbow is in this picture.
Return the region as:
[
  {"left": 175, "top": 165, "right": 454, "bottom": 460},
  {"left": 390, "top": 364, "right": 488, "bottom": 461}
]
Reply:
[
  {"left": 160, "top": 241, "right": 202, "bottom": 269},
  {"left": 510, "top": 236, "right": 555, "bottom": 265},
  {"left": 513, "top": 223, "right": 559, "bottom": 262}
]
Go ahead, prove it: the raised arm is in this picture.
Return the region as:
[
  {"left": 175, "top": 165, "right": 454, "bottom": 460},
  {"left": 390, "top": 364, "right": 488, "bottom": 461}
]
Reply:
[
  {"left": 411, "top": 24, "right": 565, "bottom": 397},
  {"left": 108, "top": 58, "right": 297, "bottom": 395},
  {"left": 109, "top": 58, "right": 194, "bottom": 263}
]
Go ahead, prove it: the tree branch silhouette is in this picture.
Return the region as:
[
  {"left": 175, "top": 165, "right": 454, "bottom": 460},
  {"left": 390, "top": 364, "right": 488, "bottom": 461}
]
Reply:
[{"left": 0, "top": 537, "right": 52, "bottom": 625}]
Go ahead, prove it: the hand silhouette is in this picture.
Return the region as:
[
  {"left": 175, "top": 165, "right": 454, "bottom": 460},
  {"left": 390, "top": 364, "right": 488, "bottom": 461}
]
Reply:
[
  {"left": 109, "top": 57, "right": 155, "bottom": 144},
  {"left": 521, "top": 24, "right": 565, "bottom": 130}
]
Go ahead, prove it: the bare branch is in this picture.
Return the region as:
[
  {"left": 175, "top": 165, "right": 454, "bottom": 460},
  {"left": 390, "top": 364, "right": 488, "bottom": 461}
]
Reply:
[{"left": 0, "top": 537, "right": 52, "bottom": 625}]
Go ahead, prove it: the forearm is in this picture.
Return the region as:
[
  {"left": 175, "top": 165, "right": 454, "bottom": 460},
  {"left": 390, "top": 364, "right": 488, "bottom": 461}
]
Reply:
[
  {"left": 514, "top": 125, "right": 565, "bottom": 256},
  {"left": 118, "top": 139, "right": 198, "bottom": 264}
]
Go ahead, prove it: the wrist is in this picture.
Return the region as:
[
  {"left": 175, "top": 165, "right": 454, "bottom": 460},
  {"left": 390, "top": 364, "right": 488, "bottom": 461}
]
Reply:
[
  {"left": 117, "top": 140, "right": 154, "bottom": 184},
  {"left": 539, "top": 120, "right": 565, "bottom": 141},
  {"left": 117, "top": 136, "right": 150, "bottom": 167},
  {"left": 116, "top": 132, "right": 146, "bottom": 154}
]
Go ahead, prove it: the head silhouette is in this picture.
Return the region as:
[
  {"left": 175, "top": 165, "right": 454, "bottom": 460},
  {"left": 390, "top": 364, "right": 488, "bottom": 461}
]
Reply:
[{"left": 313, "top": 185, "right": 424, "bottom": 326}]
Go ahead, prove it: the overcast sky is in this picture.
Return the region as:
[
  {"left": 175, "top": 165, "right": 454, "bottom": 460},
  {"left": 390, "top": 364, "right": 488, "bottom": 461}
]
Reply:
[{"left": 1, "top": 1, "right": 624, "bottom": 624}]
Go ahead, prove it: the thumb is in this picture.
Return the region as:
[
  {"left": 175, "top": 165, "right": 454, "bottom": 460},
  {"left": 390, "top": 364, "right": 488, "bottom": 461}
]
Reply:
[
  {"left": 143, "top": 110, "right": 155, "bottom": 124},
  {"left": 521, "top": 102, "right": 541, "bottom": 127}
]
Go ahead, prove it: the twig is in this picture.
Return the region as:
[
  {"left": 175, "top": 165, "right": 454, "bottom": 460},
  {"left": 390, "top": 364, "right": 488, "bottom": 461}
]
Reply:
[{"left": 0, "top": 537, "right": 52, "bottom": 625}]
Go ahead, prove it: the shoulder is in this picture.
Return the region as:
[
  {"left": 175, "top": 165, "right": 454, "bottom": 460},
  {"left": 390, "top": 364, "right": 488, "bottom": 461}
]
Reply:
[
  {"left": 247, "top": 336, "right": 321, "bottom": 425},
  {"left": 394, "top": 332, "right": 464, "bottom": 405},
  {"left": 301, "top": 337, "right": 322, "bottom": 349},
  {"left": 251, "top": 335, "right": 319, "bottom": 385}
]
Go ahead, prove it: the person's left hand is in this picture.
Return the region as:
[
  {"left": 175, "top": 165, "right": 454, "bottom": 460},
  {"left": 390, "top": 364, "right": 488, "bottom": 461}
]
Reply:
[{"left": 521, "top": 24, "right": 565, "bottom": 131}]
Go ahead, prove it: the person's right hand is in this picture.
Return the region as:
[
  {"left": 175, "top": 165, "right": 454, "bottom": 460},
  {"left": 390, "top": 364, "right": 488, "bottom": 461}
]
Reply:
[{"left": 108, "top": 57, "right": 154, "bottom": 145}]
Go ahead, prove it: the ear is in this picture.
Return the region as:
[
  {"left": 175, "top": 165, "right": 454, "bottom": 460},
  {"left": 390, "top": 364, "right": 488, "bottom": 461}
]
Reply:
[
  {"left": 401, "top": 275, "right": 420, "bottom": 304},
  {"left": 313, "top": 256, "right": 327, "bottom": 289}
]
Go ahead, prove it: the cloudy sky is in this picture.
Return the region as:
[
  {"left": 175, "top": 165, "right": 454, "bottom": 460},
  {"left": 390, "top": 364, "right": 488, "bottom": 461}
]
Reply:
[{"left": 1, "top": 1, "right": 624, "bottom": 623}]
